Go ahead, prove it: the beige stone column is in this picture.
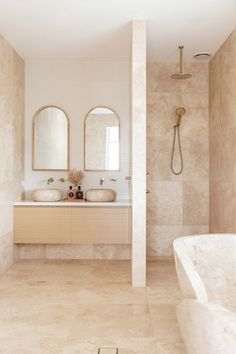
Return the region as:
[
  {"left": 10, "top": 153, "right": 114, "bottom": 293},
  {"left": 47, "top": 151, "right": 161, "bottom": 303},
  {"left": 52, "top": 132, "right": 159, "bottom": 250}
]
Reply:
[{"left": 131, "top": 20, "right": 146, "bottom": 287}]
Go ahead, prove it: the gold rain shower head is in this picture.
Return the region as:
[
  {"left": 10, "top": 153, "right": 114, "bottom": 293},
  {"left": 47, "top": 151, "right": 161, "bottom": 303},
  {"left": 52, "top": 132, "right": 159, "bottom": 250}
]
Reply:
[{"left": 171, "top": 46, "right": 192, "bottom": 80}]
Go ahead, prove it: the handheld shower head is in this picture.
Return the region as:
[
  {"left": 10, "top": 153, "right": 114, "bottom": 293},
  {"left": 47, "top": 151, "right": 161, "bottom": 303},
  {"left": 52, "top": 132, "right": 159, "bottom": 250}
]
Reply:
[
  {"left": 176, "top": 107, "right": 185, "bottom": 116},
  {"left": 171, "top": 46, "right": 192, "bottom": 80},
  {"left": 175, "top": 107, "right": 185, "bottom": 126},
  {"left": 171, "top": 107, "right": 186, "bottom": 175}
]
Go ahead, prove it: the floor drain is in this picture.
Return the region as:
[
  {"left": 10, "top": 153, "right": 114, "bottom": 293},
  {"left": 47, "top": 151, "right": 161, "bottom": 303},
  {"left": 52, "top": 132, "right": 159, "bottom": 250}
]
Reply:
[{"left": 98, "top": 349, "right": 118, "bottom": 354}]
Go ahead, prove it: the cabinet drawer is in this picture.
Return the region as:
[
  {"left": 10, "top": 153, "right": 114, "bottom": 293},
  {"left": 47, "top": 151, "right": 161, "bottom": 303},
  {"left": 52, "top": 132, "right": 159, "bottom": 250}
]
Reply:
[
  {"left": 14, "top": 207, "right": 71, "bottom": 243},
  {"left": 71, "top": 207, "right": 131, "bottom": 244}
]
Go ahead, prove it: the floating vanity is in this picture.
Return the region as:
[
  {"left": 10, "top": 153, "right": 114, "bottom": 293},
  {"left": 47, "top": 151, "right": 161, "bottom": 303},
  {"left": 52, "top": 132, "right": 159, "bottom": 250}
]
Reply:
[{"left": 14, "top": 201, "right": 131, "bottom": 245}]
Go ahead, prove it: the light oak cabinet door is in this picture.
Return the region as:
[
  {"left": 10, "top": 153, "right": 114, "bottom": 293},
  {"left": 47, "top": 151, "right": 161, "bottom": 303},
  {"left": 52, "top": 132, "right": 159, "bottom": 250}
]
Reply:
[
  {"left": 71, "top": 207, "right": 131, "bottom": 244},
  {"left": 14, "top": 207, "right": 71, "bottom": 243}
]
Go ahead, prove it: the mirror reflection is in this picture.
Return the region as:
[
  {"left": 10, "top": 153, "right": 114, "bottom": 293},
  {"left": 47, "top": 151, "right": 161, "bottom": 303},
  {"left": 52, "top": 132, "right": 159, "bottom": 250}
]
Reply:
[
  {"left": 33, "top": 106, "right": 69, "bottom": 170},
  {"left": 84, "top": 107, "right": 120, "bottom": 171}
]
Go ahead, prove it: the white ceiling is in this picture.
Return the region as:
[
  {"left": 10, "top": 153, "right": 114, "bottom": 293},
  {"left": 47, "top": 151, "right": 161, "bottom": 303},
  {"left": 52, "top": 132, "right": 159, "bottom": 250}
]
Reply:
[{"left": 0, "top": 0, "right": 235, "bottom": 62}]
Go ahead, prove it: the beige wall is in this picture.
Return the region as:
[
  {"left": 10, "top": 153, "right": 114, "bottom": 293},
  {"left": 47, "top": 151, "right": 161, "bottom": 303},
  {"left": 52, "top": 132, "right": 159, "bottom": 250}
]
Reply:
[
  {"left": 25, "top": 61, "right": 130, "bottom": 200},
  {"left": 147, "top": 62, "right": 209, "bottom": 257},
  {"left": 131, "top": 20, "right": 147, "bottom": 287},
  {"left": 0, "top": 34, "right": 24, "bottom": 272},
  {"left": 209, "top": 29, "right": 236, "bottom": 232}
]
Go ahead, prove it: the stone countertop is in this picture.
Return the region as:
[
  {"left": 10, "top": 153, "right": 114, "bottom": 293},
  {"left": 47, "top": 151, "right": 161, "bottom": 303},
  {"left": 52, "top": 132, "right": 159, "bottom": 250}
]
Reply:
[{"left": 13, "top": 200, "right": 131, "bottom": 207}]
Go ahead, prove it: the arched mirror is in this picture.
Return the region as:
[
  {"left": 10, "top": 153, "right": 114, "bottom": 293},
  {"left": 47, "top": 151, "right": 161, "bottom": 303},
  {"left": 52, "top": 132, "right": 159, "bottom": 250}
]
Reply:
[
  {"left": 84, "top": 107, "right": 120, "bottom": 171},
  {"left": 33, "top": 106, "right": 69, "bottom": 170}
]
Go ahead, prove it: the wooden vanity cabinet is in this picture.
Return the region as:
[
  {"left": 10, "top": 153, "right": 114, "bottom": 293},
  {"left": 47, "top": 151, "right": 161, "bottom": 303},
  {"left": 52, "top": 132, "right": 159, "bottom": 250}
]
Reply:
[
  {"left": 14, "top": 207, "right": 71, "bottom": 243},
  {"left": 14, "top": 206, "right": 131, "bottom": 244},
  {"left": 71, "top": 207, "right": 130, "bottom": 244}
]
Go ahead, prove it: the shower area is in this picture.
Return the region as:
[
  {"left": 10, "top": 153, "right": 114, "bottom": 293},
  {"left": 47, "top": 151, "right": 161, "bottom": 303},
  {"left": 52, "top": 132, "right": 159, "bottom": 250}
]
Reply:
[{"left": 146, "top": 46, "right": 209, "bottom": 260}]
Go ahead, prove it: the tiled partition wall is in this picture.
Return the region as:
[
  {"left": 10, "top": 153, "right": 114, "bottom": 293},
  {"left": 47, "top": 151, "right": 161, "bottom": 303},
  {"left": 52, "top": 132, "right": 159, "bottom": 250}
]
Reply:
[
  {"left": 209, "top": 29, "right": 236, "bottom": 232},
  {"left": 131, "top": 20, "right": 146, "bottom": 287},
  {"left": 147, "top": 62, "right": 209, "bottom": 258},
  {"left": 0, "top": 34, "right": 24, "bottom": 272}
]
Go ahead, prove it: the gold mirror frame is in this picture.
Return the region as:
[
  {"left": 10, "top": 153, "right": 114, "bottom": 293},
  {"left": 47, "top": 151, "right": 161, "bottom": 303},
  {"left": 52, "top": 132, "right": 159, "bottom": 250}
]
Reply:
[
  {"left": 32, "top": 105, "right": 70, "bottom": 171},
  {"left": 84, "top": 106, "right": 121, "bottom": 171}
]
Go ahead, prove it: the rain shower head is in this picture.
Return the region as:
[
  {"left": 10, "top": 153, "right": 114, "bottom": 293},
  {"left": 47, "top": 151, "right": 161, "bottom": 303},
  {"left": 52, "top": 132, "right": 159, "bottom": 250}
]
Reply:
[
  {"left": 171, "top": 72, "right": 192, "bottom": 80},
  {"left": 171, "top": 46, "right": 192, "bottom": 80}
]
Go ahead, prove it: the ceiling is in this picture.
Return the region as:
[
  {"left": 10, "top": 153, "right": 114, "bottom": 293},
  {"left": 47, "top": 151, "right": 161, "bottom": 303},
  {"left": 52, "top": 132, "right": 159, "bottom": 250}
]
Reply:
[{"left": 0, "top": 0, "right": 235, "bottom": 62}]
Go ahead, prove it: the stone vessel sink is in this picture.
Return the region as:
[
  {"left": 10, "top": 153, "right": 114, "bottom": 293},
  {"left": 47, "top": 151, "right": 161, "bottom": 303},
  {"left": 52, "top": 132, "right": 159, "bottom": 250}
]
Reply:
[
  {"left": 86, "top": 189, "right": 116, "bottom": 202},
  {"left": 32, "top": 189, "right": 62, "bottom": 202}
]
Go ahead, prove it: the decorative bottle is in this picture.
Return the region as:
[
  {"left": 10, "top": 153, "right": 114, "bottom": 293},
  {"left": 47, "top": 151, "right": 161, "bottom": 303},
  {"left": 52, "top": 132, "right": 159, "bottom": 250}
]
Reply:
[
  {"left": 67, "top": 186, "right": 76, "bottom": 199},
  {"left": 76, "top": 186, "right": 84, "bottom": 199}
]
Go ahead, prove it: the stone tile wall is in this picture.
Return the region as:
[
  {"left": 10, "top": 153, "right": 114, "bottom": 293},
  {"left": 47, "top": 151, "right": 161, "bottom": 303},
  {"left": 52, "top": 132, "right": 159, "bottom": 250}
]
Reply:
[
  {"left": 209, "top": 29, "right": 236, "bottom": 232},
  {"left": 0, "top": 34, "right": 24, "bottom": 272},
  {"left": 131, "top": 20, "right": 147, "bottom": 286},
  {"left": 147, "top": 62, "right": 209, "bottom": 257}
]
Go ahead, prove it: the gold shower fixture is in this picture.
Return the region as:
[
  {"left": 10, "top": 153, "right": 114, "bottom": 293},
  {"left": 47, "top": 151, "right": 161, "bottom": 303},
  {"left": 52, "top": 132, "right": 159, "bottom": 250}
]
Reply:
[
  {"left": 171, "top": 46, "right": 192, "bottom": 80},
  {"left": 175, "top": 107, "right": 186, "bottom": 126}
]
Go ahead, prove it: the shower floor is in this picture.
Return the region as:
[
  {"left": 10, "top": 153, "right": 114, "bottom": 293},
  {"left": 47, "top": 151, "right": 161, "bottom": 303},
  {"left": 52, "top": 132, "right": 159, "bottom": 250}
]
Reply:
[{"left": 0, "top": 260, "right": 186, "bottom": 354}]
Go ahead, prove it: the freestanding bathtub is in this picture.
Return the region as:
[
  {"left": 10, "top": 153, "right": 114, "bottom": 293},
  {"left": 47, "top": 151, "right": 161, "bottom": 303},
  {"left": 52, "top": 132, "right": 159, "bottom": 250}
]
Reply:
[{"left": 173, "top": 234, "right": 236, "bottom": 354}]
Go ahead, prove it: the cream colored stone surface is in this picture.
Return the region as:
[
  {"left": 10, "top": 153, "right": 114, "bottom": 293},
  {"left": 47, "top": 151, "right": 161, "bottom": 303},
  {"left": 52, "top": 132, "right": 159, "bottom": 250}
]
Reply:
[
  {"left": 0, "top": 260, "right": 186, "bottom": 353},
  {"left": 131, "top": 20, "right": 147, "bottom": 286},
  {"left": 85, "top": 188, "right": 116, "bottom": 202},
  {"left": 147, "top": 181, "right": 183, "bottom": 225},
  {"left": 174, "top": 234, "right": 236, "bottom": 354},
  {"left": 209, "top": 29, "right": 236, "bottom": 233},
  {"left": 147, "top": 225, "right": 209, "bottom": 257},
  {"left": 147, "top": 62, "right": 209, "bottom": 257},
  {"left": 0, "top": 33, "right": 24, "bottom": 273},
  {"left": 32, "top": 189, "right": 62, "bottom": 202},
  {"left": 18, "top": 244, "right": 131, "bottom": 260},
  {"left": 183, "top": 181, "right": 209, "bottom": 225}
]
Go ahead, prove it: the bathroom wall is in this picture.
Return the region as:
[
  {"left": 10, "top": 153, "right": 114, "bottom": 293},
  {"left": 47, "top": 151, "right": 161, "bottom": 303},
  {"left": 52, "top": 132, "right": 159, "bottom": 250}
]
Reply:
[
  {"left": 25, "top": 61, "right": 130, "bottom": 200},
  {"left": 147, "top": 62, "right": 209, "bottom": 258},
  {"left": 209, "top": 29, "right": 236, "bottom": 232},
  {"left": 0, "top": 34, "right": 24, "bottom": 272},
  {"left": 20, "top": 61, "right": 130, "bottom": 260},
  {"left": 131, "top": 20, "right": 147, "bottom": 287}
]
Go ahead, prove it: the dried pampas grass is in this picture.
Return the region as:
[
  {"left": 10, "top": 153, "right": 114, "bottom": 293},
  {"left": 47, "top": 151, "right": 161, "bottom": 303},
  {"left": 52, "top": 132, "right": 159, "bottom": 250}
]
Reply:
[{"left": 68, "top": 169, "right": 84, "bottom": 186}]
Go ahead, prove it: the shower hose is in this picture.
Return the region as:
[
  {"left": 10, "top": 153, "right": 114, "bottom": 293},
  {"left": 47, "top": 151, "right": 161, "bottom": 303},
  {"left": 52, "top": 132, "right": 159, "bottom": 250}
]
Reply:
[{"left": 171, "top": 125, "right": 183, "bottom": 175}]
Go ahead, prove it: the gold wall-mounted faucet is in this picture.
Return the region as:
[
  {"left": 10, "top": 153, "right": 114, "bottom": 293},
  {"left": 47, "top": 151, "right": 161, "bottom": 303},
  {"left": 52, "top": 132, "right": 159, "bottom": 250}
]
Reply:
[
  {"left": 47, "top": 177, "right": 54, "bottom": 185},
  {"left": 58, "top": 177, "right": 66, "bottom": 183}
]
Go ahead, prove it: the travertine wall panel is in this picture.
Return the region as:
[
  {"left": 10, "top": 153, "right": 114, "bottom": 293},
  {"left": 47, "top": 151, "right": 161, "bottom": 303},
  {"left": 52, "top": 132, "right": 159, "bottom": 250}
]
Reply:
[
  {"left": 0, "top": 34, "right": 24, "bottom": 272},
  {"left": 131, "top": 20, "right": 147, "bottom": 286},
  {"left": 147, "top": 62, "right": 209, "bottom": 257},
  {"left": 209, "top": 29, "right": 236, "bottom": 232}
]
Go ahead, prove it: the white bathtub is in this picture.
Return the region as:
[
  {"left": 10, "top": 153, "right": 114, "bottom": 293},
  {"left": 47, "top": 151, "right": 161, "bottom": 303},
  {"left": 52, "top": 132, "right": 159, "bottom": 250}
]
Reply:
[{"left": 173, "top": 234, "right": 236, "bottom": 354}]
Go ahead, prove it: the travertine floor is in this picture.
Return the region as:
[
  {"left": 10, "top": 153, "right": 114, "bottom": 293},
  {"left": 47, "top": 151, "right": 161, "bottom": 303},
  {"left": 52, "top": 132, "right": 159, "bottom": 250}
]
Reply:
[{"left": 0, "top": 260, "right": 186, "bottom": 354}]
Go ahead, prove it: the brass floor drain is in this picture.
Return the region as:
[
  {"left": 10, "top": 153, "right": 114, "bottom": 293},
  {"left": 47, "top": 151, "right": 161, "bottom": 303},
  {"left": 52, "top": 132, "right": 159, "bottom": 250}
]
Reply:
[{"left": 98, "top": 349, "right": 118, "bottom": 354}]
